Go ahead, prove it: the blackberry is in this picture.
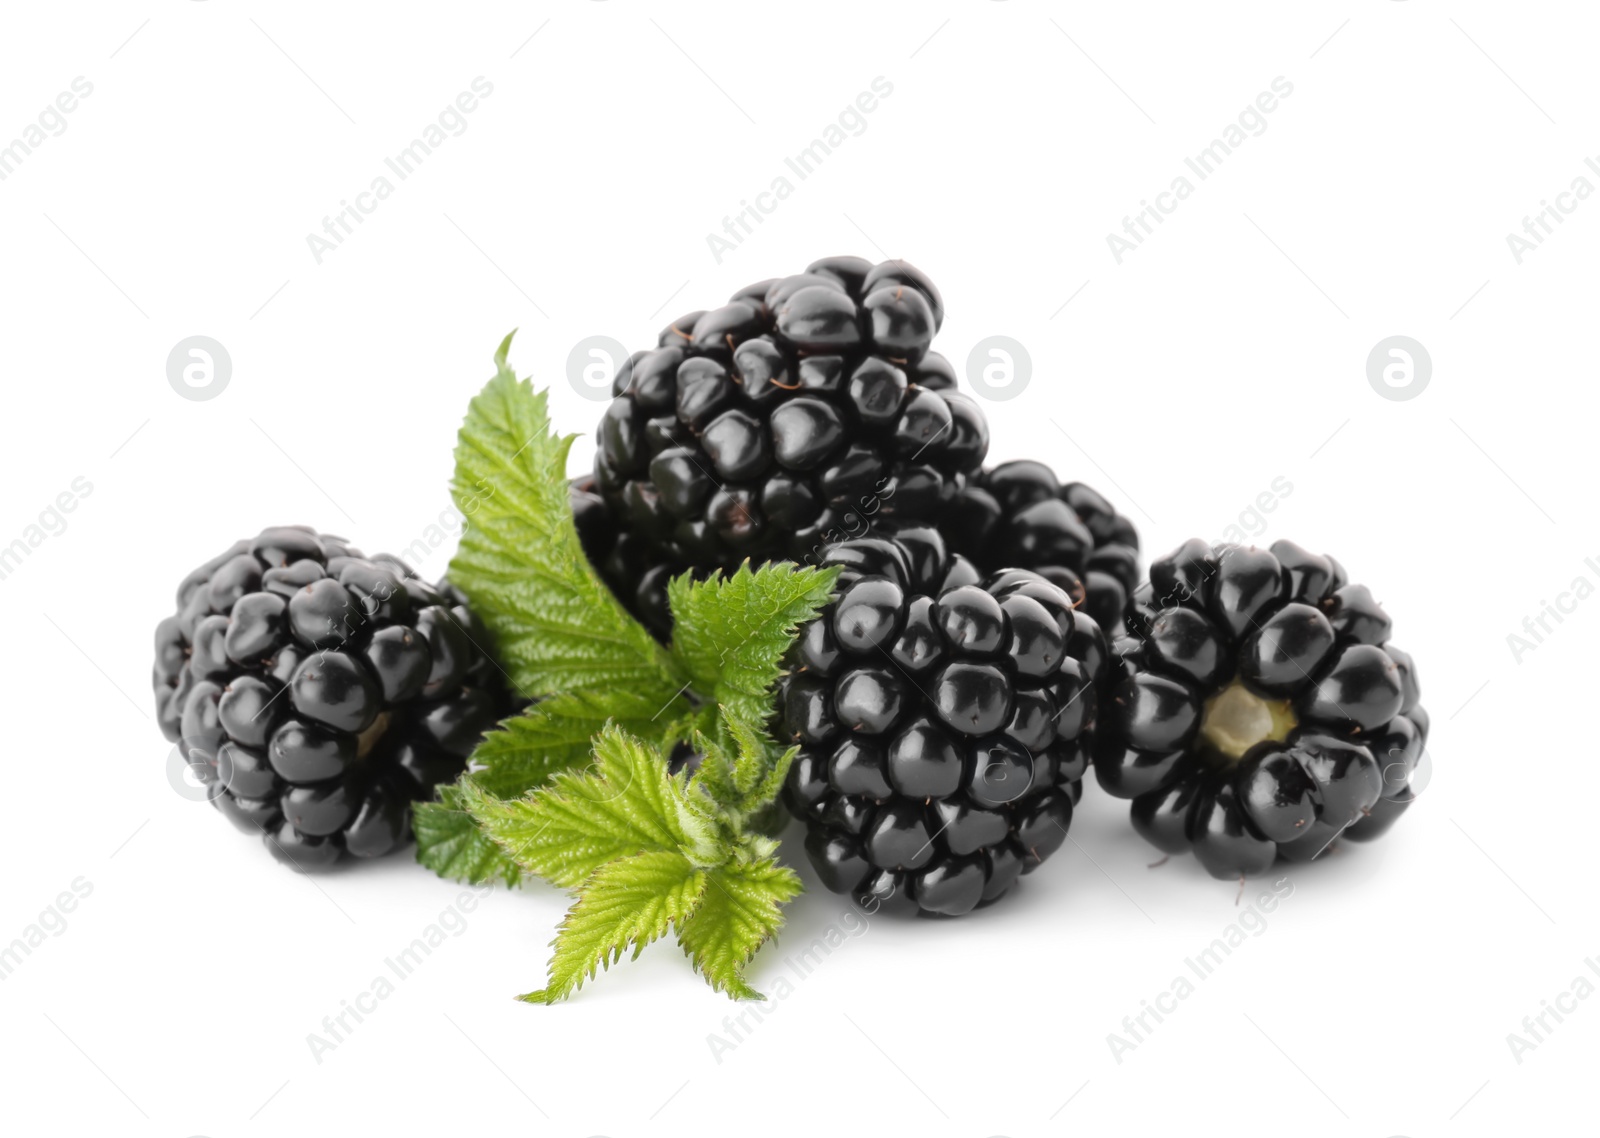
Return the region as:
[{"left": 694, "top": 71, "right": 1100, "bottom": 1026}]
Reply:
[
  {"left": 781, "top": 528, "right": 1107, "bottom": 916},
  {"left": 591, "top": 256, "right": 988, "bottom": 619},
  {"left": 1095, "top": 539, "right": 1427, "bottom": 879},
  {"left": 943, "top": 460, "right": 1141, "bottom": 635},
  {"left": 153, "top": 526, "right": 511, "bottom": 871},
  {"left": 571, "top": 474, "right": 684, "bottom": 640}
]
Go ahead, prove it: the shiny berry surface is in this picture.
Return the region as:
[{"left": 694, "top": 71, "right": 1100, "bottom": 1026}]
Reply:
[
  {"left": 942, "top": 460, "right": 1141, "bottom": 636},
  {"left": 1103, "top": 539, "right": 1427, "bottom": 879},
  {"left": 583, "top": 257, "right": 983, "bottom": 638},
  {"left": 152, "top": 527, "right": 514, "bottom": 871},
  {"left": 782, "top": 531, "right": 1105, "bottom": 916}
]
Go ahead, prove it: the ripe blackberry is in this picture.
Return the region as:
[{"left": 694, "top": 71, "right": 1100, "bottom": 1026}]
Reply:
[
  {"left": 592, "top": 256, "right": 988, "bottom": 590},
  {"left": 152, "top": 527, "right": 511, "bottom": 871},
  {"left": 943, "top": 460, "right": 1141, "bottom": 634},
  {"left": 571, "top": 474, "right": 684, "bottom": 640},
  {"left": 781, "top": 528, "right": 1107, "bottom": 916},
  {"left": 1095, "top": 539, "right": 1427, "bottom": 879}
]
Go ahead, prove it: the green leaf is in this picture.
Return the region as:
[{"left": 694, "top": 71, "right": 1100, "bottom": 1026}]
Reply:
[
  {"left": 723, "top": 709, "right": 773, "bottom": 799},
  {"left": 687, "top": 709, "right": 798, "bottom": 824},
  {"left": 462, "top": 725, "right": 720, "bottom": 889},
  {"left": 416, "top": 686, "right": 695, "bottom": 877},
  {"left": 469, "top": 684, "right": 696, "bottom": 799},
  {"left": 519, "top": 850, "right": 707, "bottom": 1004},
  {"left": 413, "top": 784, "right": 524, "bottom": 887},
  {"left": 448, "top": 334, "right": 682, "bottom": 695},
  {"left": 682, "top": 727, "right": 738, "bottom": 817},
  {"left": 417, "top": 337, "right": 837, "bottom": 1004},
  {"left": 679, "top": 856, "right": 802, "bottom": 1000},
  {"left": 744, "top": 741, "right": 799, "bottom": 819},
  {"left": 667, "top": 562, "right": 839, "bottom": 729}
]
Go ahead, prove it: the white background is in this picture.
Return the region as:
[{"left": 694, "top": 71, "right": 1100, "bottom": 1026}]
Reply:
[{"left": 0, "top": 2, "right": 1593, "bottom": 1136}]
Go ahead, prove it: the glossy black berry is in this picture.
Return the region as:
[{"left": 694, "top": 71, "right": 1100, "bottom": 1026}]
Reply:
[
  {"left": 935, "top": 586, "right": 1007, "bottom": 656},
  {"left": 1097, "top": 539, "right": 1427, "bottom": 879},
  {"left": 783, "top": 532, "right": 1104, "bottom": 916},
  {"left": 806, "top": 254, "right": 877, "bottom": 297},
  {"left": 570, "top": 475, "right": 687, "bottom": 641},
  {"left": 153, "top": 527, "right": 514, "bottom": 871},
  {"left": 862, "top": 286, "right": 936, "bottom": 363},
  {"left": 585, "top": 257, "right": 984, "bottom": 639},
  {"left": 862, "top": 259, "right": 946, "bottom": 331},
  {"left": 942, "top": 460, "right": 1141, "bottom": 636},
  {"left": 932, "top": 662, "right": 1012, "bottom": 736},
  {"left": 833, "top": 577, "right": 905, "bottom": 652}
]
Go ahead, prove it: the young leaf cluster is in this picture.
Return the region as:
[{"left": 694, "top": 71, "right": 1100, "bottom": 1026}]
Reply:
[{"left": 416, "top": 335, "right": 835, "bottom": 1000}]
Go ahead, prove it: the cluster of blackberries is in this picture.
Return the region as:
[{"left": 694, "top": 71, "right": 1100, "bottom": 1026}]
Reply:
[
  {"left": 153, "top": 527, "right": 511, "bottom": 870},
  {"left": 567, "top": 255, "right": 1425, "bottom": 907},
  {"left": 576, "top": 255, "right": 1138, "bottom": 639},
  {"left": 944, "top": 460, "right": 1141, "bottom": 635},
  {"left": 155, "top": 256, "right": 1427, "bottom": 900}
]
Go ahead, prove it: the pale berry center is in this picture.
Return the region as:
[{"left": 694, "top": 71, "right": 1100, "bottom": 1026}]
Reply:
[{"left": 1200, "top": 680, "right": 1296, "bottom": 762}]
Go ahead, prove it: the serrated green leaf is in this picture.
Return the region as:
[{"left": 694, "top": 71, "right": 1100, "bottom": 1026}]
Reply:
[
  {"left": 416, "top": 686, "right": 691, "bottom": 876},
  {"left": 688, "top": 710, "right": 798, "bottom": 826},
  {"left": 469, "top": 684, "right": 695, "bottom": 799},
  {"left": 679, "top": 856, "right": 802, "bottom": 1000},
  {"left": 449, "top": 335, "right": 682, "bottom": 695},
  {"left": 745, "top": 742, "right": 799, "bottom": 816},
  {"left": 418, "top": 337, "right": 833, "bottom": 1005},
  {"left": 667, "top": 562, "right": 839, "bottom": 729},
  {"left": 413, "top": 786, "right": 524, "bottom": 887},
  {"left": 684, "top": 726, "right": 738, "bottom": 815},
  {"left": 722, "top": 710, "right": 770, "bottom": 799},
  {"left": 520, "top": 850, "right": 707, "bottom": 1004},
  {"left": 462, "top": 725, "right": 720, "bottom": 889}
]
